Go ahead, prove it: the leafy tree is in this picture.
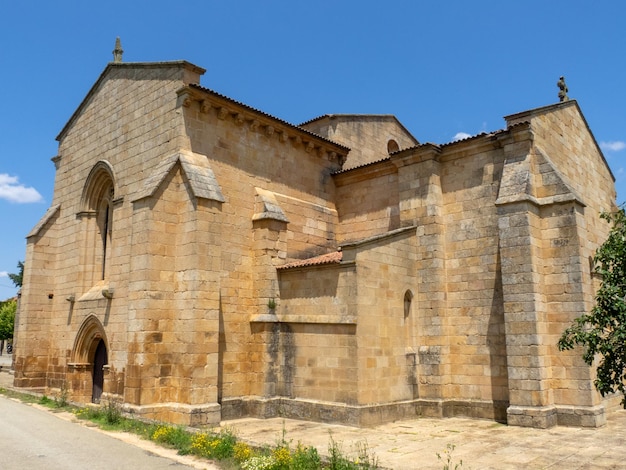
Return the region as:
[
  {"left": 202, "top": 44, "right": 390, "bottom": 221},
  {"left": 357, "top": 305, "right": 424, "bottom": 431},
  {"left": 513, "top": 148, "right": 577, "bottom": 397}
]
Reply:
[
  {"left": 559, "top": 208, "right": 626, "bottom": 407},
  {"left": 8, "top": 261, "right": 23, "bottom": 288},
  {"left": 0, "top": 298, "right": 16, "bottom": 341}
]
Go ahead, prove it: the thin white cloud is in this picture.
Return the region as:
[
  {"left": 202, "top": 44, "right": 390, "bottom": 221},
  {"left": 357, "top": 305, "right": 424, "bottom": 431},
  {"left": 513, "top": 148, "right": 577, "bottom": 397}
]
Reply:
[
  {"left": 0, "top": 173, "right": 43, "bottom": 203},
  {"left": 600, "top": 141, "right": 626, "bottom": 152},
  {"left": 0, "top": 272, "right": 7, "bottom": 278},
  {"left": 453, "top": 132, "right": 472, "bottom": 141}
]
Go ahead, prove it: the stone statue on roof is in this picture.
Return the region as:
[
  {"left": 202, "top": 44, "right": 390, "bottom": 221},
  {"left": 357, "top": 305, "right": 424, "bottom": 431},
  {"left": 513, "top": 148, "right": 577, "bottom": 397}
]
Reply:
[{"left": 557, "top": 76, "right": 569, "bottom": 102}]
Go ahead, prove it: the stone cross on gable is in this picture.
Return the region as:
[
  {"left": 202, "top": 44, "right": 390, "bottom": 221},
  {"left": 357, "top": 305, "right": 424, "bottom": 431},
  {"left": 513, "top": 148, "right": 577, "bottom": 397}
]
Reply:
[
  {"left": 557, "top": 76, "right": 569, "bottom": 102},
  {"left": 113, "top": 37, "right": 123, "bottom": 63}
]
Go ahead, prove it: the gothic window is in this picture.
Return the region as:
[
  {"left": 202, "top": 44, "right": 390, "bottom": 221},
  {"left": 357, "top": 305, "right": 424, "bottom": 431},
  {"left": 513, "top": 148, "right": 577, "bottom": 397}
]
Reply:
[
  {"left": 80, "top": 161, "right": 116, "bottom": 288},
  {"left": 96, "top": 192, "right": 113, "bottom": 280}
]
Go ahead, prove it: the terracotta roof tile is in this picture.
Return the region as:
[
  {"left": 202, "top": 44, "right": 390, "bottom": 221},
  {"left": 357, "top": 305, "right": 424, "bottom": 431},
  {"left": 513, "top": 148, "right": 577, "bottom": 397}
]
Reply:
[
  {"left": 277, "top": 251, "right": 342, "bottom": 270},
  {"left": 332, "top": 156, "right": 391, "bottom": 174}
]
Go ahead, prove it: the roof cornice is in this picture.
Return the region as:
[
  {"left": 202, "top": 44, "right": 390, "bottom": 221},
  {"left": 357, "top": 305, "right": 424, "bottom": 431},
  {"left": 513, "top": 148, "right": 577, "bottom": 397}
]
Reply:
[{"left": 179, "top": 84, "right": 351, "bottom": 161}]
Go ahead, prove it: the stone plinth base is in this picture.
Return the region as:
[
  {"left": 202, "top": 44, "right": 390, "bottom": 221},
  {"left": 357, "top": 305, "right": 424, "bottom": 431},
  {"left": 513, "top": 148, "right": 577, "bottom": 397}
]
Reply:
[
  {"left": 555, "top": 405, "right": 606, "bottom": 427},
  {"left": 507, "top": 405, "right": 558, "bottom": 428},
  {"left": 441, "top": 399, "right": 509, "bottom": 423},
  {"left": 122, "top": 402, "right": 221, "bottom": 427},
  {"left": 12, "top": 376, "right": 47, "bottom": 389},
  {"left": 222, "top": 397, "right": 508, "bottom": 427},
  {"left": 508, "top": 404, "right": 607, "bottom": 428}
]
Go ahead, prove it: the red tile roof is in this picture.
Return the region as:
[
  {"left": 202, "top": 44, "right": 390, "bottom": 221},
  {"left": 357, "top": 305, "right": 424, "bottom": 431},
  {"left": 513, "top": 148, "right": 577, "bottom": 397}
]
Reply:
[{"left": 277, "top": 251, "right": 342, "bottom": 270}]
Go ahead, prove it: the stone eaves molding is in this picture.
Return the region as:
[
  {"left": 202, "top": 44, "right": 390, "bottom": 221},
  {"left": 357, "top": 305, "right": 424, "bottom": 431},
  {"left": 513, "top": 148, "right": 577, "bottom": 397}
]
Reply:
[
  {"left": 132, "top": 151, "right": 225, "bottom": 203},
  {"left": 252, "top": 188, "right": 289, "bottom": 223},
  {"left": 495, "top": 143, "right": 585, "bottom": 208},
  {"left": 341, "top": 225, "right": 418, "bottom": 250},
  {"left": 26, "top": 204, "right": 61, "bottom": 239}
]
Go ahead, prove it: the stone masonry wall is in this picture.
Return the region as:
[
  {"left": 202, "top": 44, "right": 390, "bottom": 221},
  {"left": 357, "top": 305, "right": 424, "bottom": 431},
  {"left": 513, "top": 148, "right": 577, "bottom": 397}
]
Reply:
[
  {"left": 347, "top": 230, "right": 419, "bottom": 405},
  {"left": 301, "top": 115, "right": 418, "bottom": 169},
  {"left": 272, "top": 264, "right": 358, "bottom": 404},
  {"left": 523, "top": 104, "right": 617, "bottom": 419},
  {"left": 439, "top": 142, "right": 510, "bottom": 409},
  {"left": 18, "top": 63, "right": 205, "bottom": 415},
  {"left": 18, "top": 59, "right": 618, "bottom": 430},
  {"left": 125, "top": 166, "right": 220, "bottom": 412},
  {"left": 179, "top": 92, "right": 347, "bottom": 406},
  {"left": 13, "top": 212, "right": 58, "bottom": 388},
  {"left": 334, "top": 162, "right": 401, "bottom": 242}
]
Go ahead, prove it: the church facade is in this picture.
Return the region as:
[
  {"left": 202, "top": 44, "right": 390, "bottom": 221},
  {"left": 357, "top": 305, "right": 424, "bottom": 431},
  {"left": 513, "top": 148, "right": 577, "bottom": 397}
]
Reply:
[{"left": 14, "top": 55, "right": 618, "bottom": 429}]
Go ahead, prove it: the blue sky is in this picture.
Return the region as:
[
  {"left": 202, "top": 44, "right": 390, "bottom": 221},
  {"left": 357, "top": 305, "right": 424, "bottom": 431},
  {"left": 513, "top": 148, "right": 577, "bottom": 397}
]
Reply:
[{"left": 1, "top": 1, "right": 625, "bottom": 298}]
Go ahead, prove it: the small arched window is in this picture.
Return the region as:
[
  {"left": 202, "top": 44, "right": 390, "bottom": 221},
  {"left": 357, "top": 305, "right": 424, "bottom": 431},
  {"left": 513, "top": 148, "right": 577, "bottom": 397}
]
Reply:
[
  {"left": 403, "top": 289, "right": 417, "bottom": 355},
  {"left": 387, "top": 139, "right": 400, "bottom": 154},
  {"left": 404, "top": 290, "right": 413, "bottom": 319}
]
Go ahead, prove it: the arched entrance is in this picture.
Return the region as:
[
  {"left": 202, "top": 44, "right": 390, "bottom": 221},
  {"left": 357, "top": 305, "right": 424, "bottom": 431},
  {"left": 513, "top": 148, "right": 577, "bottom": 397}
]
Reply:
[
  {"left": 92, "top": 339, "right": 108, "bottom": 403},
  {"left": 70, "top": 315, "right": 109, "bottom": 404}
]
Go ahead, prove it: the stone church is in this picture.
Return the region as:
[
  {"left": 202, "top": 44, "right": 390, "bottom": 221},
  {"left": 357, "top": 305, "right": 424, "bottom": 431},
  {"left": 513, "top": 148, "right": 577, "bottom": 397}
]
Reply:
[{"left": 14, "top": 44, "right": 618, "bottom": 429}]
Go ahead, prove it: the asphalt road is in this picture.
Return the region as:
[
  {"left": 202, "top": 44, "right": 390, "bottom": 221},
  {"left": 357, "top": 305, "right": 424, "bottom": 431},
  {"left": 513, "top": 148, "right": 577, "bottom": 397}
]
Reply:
[{"left": 0, "top": 394, "right": 216, "bottom": 470}]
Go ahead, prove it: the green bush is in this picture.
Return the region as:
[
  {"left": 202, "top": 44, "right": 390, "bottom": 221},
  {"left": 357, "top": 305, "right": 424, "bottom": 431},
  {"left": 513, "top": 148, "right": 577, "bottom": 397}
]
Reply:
[
  {"left": 190, "top": 427, "right": 237, "bottom": 459},
  {"left": 291, "top": 443, "right": 322, "bottom": 470},
  {"left": 151, "top": 424, "right": 192, "bottom": 451}
]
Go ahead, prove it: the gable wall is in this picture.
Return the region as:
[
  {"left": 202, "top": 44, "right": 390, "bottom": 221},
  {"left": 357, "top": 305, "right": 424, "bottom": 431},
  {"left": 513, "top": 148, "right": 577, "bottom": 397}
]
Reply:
[
  {"left": 302, "top": 117, "right": 417, "bottom": 169},
  {"left": 17, "top": 65, "right": 194, "bottom": 397},
  {"left": 524, "top": 105, "right": 617, "bottom": 410}
]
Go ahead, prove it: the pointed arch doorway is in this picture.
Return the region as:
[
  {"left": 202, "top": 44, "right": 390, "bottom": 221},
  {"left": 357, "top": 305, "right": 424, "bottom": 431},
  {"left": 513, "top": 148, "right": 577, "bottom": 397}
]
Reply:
[
  {"left": 92, "top": 339, "right": 108, "bottom": 403},
  {"left": 71, "top": 315, "right": 109, "bottom": 404}
]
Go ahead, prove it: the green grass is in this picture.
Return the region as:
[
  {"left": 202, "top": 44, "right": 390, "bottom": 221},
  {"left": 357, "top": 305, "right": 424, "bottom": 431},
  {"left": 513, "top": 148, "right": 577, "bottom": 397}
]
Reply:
[{"left": 0, "top": 387, "right": 41, "bottom": 404}]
